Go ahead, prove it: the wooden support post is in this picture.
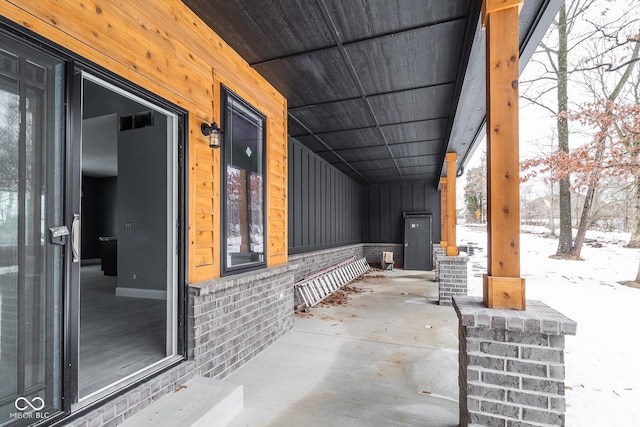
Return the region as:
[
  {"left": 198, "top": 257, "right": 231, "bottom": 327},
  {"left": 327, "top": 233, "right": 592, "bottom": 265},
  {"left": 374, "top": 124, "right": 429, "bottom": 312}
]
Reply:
[
  {"left": 446, "top": 153, "right": 458, "bottom": 256},
  {"left": 440, "top": 177, "right": 448, "bottom": 248},
  {"left": 483, "top": 0, "right": 525, "bottom": 310}
]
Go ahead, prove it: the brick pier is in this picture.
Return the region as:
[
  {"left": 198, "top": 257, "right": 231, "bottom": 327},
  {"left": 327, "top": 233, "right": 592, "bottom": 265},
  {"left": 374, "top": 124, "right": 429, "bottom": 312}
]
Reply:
[
  {"left": 453, "top": 297, "right": 577, "bottom": 426},
  {"left": 433, "top": 246, "right": 446, "bottom": 277},
  {"left": 437, "top": 255, "right": 468, "bottom": 306}
]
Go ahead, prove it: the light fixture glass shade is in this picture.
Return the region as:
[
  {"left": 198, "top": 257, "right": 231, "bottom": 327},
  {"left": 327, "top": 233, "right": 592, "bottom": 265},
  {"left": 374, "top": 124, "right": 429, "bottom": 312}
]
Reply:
[
  {"left": 201, "top": 122, "right": 222, "bottom": 148},
  {"left": 208, "top": 131, "right": 221, "bottom": 148}
]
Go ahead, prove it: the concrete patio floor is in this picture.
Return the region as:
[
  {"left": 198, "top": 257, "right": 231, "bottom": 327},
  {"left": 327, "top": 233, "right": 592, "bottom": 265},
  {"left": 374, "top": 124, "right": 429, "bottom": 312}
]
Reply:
[{"left": 224, "top": 268, "right": 460, "bottom": 427}]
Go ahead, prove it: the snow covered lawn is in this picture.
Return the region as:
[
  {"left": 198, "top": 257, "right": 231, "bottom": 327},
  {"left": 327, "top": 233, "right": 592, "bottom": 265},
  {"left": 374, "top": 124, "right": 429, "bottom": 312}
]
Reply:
[{"left": 458, "top": 225, "right": 640, "bottom": 426}]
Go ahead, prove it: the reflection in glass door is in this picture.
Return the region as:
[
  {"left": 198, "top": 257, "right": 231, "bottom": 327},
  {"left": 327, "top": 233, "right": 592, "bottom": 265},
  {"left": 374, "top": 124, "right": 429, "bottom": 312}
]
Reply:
[
  {"left": 75, "top": 75, "right": 180, "bottom": 405},
  {"left": 0, "top": 37, "right": 65, "bottom": 425}
]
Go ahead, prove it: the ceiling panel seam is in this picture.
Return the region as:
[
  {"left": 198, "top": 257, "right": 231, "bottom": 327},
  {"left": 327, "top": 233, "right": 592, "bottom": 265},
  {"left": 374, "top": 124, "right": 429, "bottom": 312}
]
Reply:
[
  {"left": 288, "top": 112, "right": 370, "bottom": 184},
  {"left": 287, "top": 82, "right": 456, "bottom": 111},
  {"left": 316, "top": 150, "right": 441, "bottom": 159},
  {"left": 291, "top": 116, "right": 450, "bottom": 136},
  {"left": 248, "top": 15, "right": 468, "bottom": 67},
  {"left": 340, "top": 156, "right": 438, "bottom": 170},
  {"left": 315, "top": 0, "right": 405, "bottom": 183},
  {"left": 383, "top": 154, "right": 441, "bottom": 160},
  {"left": 291, "top": 117, "right": 449, "bottom": 139}
]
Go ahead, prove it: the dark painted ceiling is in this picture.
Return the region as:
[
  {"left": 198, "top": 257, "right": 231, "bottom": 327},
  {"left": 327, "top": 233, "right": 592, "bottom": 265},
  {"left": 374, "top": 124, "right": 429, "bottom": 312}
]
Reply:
[{"left": 183, "top": 0, "right": 562, "bottom": 186}]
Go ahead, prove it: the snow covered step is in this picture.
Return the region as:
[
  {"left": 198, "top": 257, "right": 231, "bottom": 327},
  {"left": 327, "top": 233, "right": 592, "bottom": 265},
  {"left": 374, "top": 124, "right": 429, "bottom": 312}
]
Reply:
[{"left": 121, "top": 376, "right": 243, "bottom": 427}]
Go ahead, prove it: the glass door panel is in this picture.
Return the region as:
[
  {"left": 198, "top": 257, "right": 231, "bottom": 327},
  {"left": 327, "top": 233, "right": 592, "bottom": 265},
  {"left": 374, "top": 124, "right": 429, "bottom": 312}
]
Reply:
[
  {"left": 0, "top": 38, "right": 65, "bottom": 425},
  {"left": 76, "top": 75, "right": 179, "bottom": 404}
]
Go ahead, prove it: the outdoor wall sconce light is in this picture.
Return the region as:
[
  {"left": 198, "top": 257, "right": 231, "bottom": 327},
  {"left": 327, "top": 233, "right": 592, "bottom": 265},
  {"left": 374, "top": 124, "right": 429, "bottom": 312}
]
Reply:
[{"left": 201, "top": 121, "right": 223, "bottom": 149}]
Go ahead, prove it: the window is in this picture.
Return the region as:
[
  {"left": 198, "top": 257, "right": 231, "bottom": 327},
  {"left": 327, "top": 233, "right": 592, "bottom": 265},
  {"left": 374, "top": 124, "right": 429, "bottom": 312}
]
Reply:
[{"left": 222, "top": 88, "right": 266, "bottom": 272}]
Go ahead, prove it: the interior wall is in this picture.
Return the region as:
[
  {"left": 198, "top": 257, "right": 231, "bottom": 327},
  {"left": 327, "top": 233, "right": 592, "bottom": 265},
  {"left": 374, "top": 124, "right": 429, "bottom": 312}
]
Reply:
[
  {"left": 117, "top": 113, "right": 168, "bottom": 291},
  {"left": 288, "top": 138, "right": 362, "bottom": 254},
  {"left": 362, "top": 183, "right": 441, "bottom": 244},
  {"left": 81, "top": 88, "right": 150, "bottom": 263}
]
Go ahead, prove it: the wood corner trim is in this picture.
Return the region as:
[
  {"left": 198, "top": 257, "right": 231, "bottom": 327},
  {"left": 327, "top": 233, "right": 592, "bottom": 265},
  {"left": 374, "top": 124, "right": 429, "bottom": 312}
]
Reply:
[
  {"left": 483, "top": 274, "right": 526, "bottom": 310},
  {"left": 482, "top": 0, "right": 524, "bottom": 28}
]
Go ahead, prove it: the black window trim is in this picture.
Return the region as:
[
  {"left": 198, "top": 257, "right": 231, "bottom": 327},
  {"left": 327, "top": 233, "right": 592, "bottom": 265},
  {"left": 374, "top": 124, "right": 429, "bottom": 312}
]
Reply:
[{"left": 220, "top": 85, "right": 268, "bottom": 276}]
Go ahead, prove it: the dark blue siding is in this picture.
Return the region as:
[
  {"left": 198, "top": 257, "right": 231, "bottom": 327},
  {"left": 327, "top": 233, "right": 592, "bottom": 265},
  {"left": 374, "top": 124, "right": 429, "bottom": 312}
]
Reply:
[
  {"left": 362, "top": 184, "right": 442, "bottom": 244},
  {"left": 288, "top": 138, "right": 443, "bottom": 254},
  {"left": 288, "top": 138, "right": 363, "bottom": 254}
]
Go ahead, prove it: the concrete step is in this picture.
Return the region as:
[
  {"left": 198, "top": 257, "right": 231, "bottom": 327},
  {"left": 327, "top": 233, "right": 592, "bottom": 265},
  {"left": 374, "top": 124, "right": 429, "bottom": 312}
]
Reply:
[{"left": 122, "top": 377, "right": 243, "bottom": 427}]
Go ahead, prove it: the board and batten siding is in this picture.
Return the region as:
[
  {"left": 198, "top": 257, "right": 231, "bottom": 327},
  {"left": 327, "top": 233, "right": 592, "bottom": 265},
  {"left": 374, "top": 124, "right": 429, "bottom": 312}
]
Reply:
[
  {"left": 1, "top": 0, "right": 288, "bottom": 282},
  {"left": 288, "top": 138, "right": 362, "bottom": 254},
  {"left": 362, "top": 183, "right": 442, "bottom": 244}
]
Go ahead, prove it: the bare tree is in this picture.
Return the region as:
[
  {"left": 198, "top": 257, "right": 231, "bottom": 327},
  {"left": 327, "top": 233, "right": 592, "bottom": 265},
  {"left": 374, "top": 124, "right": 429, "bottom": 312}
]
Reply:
[
  {"left": 569, "top": 16, "right": 640, "bottom": 258},
  {"left": 520, "top": 0, "right": 598, "bottom": 258},
  {"left": 521, "top": 0, "right": 640, "bottom": 258},
  {"left": 626, "top": 77, "right": 640, "bottom": 247}
]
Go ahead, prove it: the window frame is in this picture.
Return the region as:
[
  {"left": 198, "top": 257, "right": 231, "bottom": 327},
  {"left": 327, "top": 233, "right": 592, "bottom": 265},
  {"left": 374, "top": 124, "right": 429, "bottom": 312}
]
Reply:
[{"left": 221, "top": 85, "right": 267, "bottom": 275}]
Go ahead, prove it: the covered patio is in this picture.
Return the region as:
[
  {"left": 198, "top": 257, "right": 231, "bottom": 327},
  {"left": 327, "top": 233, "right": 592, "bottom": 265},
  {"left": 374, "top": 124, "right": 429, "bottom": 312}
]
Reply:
[
  {"left": 182, "top": 0, "right": 563, "bottom": 308},
  {"left": 0, "top": 0, "right": 577, "bottom": 426},
  {"left": 182, "top": 0, "right": 574, "bottom": 425},
  {"left": 123, "top": 269, "right": 461, "bottom": 426},
  {"left": 225, "top": 269, "right": 458, "bottom": 426}
]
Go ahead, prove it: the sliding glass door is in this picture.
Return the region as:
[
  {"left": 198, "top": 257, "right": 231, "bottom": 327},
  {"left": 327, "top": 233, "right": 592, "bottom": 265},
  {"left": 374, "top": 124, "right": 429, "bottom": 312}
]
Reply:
[
  {"left": 0, "top": 28, "right": 186, "bottom": 424},
  {"left": 0, "top": 36, "right": 65, "bottom": 425},
  {"left": 72, "top": 74, "right": 182, "bottom": 406}
]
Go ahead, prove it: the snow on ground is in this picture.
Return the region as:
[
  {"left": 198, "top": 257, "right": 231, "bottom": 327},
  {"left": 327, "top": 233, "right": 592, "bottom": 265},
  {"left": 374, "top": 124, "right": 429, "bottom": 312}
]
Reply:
[{"left": 458, "top": 224, "right": 640, "bottom": 427}]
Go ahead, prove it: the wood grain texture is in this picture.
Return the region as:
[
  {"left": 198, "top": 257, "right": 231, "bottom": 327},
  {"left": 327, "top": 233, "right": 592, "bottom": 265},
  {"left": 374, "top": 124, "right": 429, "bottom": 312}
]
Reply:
[
  {"left": 1, "top": 0, "right": 288, "bottom": 282},
  {"left": 445, "top": 153, "right": 458, "bottom": 256},
  {"left": 440, "top": 178, "right": 448, "bottom": 248},
  {"left": 482, "top": 0, "right": 523, "bottom": 28},
  {"left": 483, "top": 275, "right": 526, "bottom": 310},
  {"left": 484, "top": 3, "right": 524, "bottom": 308}
]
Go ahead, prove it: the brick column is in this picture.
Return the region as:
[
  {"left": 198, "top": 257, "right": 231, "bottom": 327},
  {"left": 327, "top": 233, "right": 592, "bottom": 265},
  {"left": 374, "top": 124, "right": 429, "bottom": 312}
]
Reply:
[
  {"left": 438, "top": 255, "right": 468, "bottom": 306},
  {"left": 433, "top": 246, "right": 446, "bottom": 274},
  {"left": 454, "top": 297, "right": 577, "bottom": 426}
]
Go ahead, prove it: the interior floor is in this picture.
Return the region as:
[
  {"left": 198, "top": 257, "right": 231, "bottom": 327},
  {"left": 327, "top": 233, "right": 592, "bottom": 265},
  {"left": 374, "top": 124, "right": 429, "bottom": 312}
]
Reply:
[{"left": 79, "top": 264, "right": 165, "bottom": 397}]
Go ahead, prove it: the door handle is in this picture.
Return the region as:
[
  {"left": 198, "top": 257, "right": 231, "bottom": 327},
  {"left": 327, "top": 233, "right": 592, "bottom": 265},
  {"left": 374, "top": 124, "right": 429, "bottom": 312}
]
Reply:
[
  {"left": 49, "top": 225, "right": 69, "bottom": 245},
  {"left": 71, "top": 214, "right": 80, "bottom": 263}
]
